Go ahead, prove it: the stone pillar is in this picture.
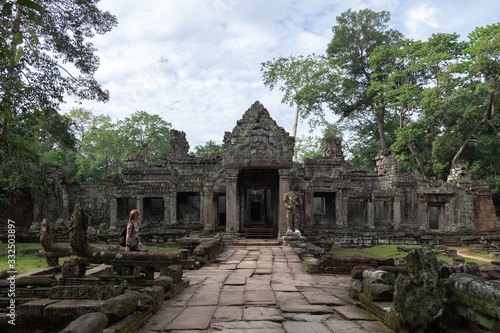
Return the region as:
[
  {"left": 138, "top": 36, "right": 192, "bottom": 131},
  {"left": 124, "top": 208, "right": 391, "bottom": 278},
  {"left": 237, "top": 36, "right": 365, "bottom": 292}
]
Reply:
[
  {"left": 137, "top": 195, "right": 144, "bottom": 218},
  {"left": 394, "top": 196, "right": 401, "bottom": 231},
  {"left": 163, "top": 195, "right": 170, "bottom": 226},
  {"left": 170, "top": 188, "right": 177, "bottom": 225},
  {"left": 304, "top": 190, "right": 314, "bottom": 231},
  {"left": 204, "top": 187, "right": 214, "bottom": 232},
  {"left": 418, "top": 197, "right": 428, "bottom": 231},
  {"left": 367, "top": 196, "right": 374, "bottom": 229},
  {"left": 278, "top": 169, "right": 292, "bottom": 237},
  {"left": 225, "top": 169, "right": 239, "bottom": 234},
  {"left": 336, "top": 190, "right": 347, "bottom": 227},
  {"left": 110, "top": 197, "right": 117, "bottom": 230}
]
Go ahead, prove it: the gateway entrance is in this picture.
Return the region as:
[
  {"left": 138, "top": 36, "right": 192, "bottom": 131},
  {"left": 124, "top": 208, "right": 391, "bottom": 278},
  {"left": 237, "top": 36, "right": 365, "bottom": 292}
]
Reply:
[{"left": 239, "top": 169, "right": 279, "bottom": 238}]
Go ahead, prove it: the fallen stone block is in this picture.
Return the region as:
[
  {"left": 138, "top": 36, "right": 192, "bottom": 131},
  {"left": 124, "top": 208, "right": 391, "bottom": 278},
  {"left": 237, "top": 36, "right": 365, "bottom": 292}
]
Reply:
[
  {"left": 160, "top": 264, "right": 183, "bottom": 282},
  {"left": 153, "top": 275, "right": 173, "bottom": 292},
  {"left": 59, "top": 312, "right": 108, "bottom": 333},
  {"left": 43, "top": 299, "right": 105, "bottom": 324},
  {"left": 362, "top": 270, "right": 396, "bottom": 286},
  {"left": 101, "top": 290, "right": 152, "bottom": 323}
]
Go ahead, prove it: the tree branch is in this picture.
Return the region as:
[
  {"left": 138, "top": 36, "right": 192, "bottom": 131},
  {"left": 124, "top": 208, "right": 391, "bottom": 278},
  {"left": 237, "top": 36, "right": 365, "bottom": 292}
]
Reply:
[
  {"left": 451, "top": 136, "right": 477, "bottom": 166},
  {"left": 406, "top": 143, "right": 430, "bottom": 181}
]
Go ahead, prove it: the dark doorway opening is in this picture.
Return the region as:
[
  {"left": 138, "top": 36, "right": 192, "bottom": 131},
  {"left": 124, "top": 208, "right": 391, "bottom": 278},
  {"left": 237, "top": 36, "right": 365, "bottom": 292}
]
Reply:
[
  {"left": 239, "top": 169, "right": 279, "bottom": 238},
  {"left": 117, "top": 197, "right": 137, "bottom": 220},
  {"left": 215, "top": 195, "right": 226, "bottom": 227}
]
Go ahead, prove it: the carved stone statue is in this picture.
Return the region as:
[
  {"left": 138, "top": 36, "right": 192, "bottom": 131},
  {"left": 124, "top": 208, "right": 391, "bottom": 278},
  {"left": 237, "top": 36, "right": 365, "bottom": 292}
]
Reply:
[
  {"left": 322, "top": 137, "right": 344, "bottom": 161},
  {"left": 40, "top": 218, "right": 54, "bottom": 252},
  {"left": 284, "top": 191, "right": 302, "bottom": 233},
  {"left": 69, "top": 202, "right": 89, "bottom": 256}
]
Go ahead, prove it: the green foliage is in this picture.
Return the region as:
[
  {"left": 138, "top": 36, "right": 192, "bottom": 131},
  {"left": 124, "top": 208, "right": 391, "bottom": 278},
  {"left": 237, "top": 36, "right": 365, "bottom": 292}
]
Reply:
[
  {"left": 0, "top": 0, "right": 116, "bottom": 197},
  {"left": 294, "top": 123, "right": 343, "bottom": 162},
  {"left": 261, "top": 54, "right": 336, "bottom": 135},
  {"left": 294, "top": 135, "right": 323, "bottom": 162},
  {"left": 117, "top": 111, "right": 172, "bottom": 165},
  {"left": 326, "top": 9, "right": 403, "bottom": 150},
  {"left": 191, "top": 140, "right": 222, "bottom": 158},
  {"left": 262, "top": 9, "right": 500, "bottom": 189},
  {"left": 48, "top": 109, "right": 172, "bottom": 182}
]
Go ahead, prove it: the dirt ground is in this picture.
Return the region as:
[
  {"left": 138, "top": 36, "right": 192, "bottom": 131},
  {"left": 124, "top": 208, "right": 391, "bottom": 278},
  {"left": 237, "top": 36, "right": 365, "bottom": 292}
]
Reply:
[{"left": 456, "top": 248, "right": 493, "bottom": 263}]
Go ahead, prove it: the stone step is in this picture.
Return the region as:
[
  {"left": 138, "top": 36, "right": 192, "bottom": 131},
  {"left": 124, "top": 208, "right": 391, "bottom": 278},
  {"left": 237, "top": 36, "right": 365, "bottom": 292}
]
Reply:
[
  {"left": 233, "top": 238, "right": 281, "bottom": 246},
  {"left": 244, "top": 227, "right": 274, "bottom": 238}
]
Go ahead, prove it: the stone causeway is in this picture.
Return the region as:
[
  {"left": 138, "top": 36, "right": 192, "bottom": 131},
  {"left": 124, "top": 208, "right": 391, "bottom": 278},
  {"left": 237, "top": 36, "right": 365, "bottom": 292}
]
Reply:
[{"left": 139, "top": 243, "right": 394, "bottom": 333}]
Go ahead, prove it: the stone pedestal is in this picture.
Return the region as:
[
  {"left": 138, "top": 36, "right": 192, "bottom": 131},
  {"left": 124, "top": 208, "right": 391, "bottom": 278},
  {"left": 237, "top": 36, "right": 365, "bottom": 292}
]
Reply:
[{"left": 62, "top": 258, "right": 89, "bottom": 278}]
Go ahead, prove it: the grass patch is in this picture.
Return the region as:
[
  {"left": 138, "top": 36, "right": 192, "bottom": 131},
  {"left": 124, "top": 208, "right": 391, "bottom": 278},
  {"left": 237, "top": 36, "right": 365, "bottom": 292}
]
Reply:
[
  {"left": 331, "top": 244, "right": 489, "bottom": 265},
  {"left": 0, "top": 243, "right": 178, "bottom": 275},
  {"left": 331, "top": 244, "right": 421, "bottom": 260}
]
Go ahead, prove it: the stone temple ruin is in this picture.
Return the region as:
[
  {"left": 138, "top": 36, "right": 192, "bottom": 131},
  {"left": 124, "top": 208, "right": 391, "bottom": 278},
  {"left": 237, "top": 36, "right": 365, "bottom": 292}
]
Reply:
[
  {"left": 2, "top": 101, "right": 500, "bottom": 332},
  {"left": 5, "top": 101, "right": 499, "bottom": 245}
]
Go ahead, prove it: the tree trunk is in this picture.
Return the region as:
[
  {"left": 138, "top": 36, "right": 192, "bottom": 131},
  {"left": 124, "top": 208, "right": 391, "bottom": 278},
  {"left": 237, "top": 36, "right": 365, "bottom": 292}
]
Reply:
[
  {"left": 375, "top": 109, "right": 386, "bottom": 149},
  {"left": 451, "top": 136, "right": 477, "bottom": 166},
  {"left": 292, "top": 103, "right": 299, "bottom": 138},
  {"left": 406, "top": 143, "right": 429, "bottom": 181}
]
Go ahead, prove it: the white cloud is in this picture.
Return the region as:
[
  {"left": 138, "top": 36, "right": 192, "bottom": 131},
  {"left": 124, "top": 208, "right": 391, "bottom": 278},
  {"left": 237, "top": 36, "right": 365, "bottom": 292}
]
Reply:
[
  {"left": 405, "top": 4, "right": 439, "bottom": 39},
  {"left": 64, "top": 0, "right": 500, "bottom": 150}
]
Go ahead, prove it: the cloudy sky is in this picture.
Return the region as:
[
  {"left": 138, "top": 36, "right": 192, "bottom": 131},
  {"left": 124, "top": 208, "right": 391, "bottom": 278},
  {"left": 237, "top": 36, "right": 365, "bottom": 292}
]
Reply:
[{"left": 65, "top": 0, "right": 500, "bottom": 150}]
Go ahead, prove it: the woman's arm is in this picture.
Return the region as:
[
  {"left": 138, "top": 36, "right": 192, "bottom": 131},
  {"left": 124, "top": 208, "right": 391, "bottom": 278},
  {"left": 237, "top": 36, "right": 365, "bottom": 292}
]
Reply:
[{"left": 125, "top": 224, "right": 132, "bottom": 251}]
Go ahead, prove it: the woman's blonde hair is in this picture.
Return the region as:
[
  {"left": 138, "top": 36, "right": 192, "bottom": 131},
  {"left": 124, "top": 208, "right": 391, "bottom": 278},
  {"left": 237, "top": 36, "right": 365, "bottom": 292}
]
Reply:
[{"left": 129, "top": 209, "right": 141, "bottom": 222}]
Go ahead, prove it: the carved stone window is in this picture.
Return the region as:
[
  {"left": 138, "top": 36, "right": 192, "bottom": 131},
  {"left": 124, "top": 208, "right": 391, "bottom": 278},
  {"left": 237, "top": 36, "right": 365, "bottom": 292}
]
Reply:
[
  {"left": 117, "top": 197, "right": 137, "bottom": 220},
  {"left": 313, "top": 192, "right": 336, "bottom": 226},
  {"left": 176, "top": 192, "right": 201, "bottom": 222},
  {"left": 347, "top": 198, "right": 368, "bottom": 227},
  {"left": 374, "top": 199, "right": 394, "bottom": 228},
  {"left": 143, "top": 197, "right": 164, "bottom": 221}
]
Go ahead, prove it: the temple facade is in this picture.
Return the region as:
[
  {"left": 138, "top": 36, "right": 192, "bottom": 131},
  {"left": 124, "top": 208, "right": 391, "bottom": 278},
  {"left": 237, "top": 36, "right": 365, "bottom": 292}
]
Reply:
[{"left": 17, "top": 101, "right": 499, "bottom": 242}]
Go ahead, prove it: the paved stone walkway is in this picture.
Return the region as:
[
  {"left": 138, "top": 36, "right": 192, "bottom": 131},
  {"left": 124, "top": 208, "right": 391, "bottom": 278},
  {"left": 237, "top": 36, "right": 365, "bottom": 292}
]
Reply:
[{"left": 139, "top": 244, "right": 395, "bottom": 333}]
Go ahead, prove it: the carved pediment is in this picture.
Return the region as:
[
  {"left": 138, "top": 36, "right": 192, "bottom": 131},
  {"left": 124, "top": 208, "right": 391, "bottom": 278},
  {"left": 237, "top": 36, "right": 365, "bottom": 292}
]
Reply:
[{"left": 222, "top": 101, "right": 294, "bottom": 168}]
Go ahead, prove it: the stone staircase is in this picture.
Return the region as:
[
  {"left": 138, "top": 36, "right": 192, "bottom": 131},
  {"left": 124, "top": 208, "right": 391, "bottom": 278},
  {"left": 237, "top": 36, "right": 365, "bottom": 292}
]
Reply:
[
  {"left": 244, "top": 227, "right": 274, "bottom": 238},
  {"left": 233, "top": 237, "right": 281, "bottom": 246}
]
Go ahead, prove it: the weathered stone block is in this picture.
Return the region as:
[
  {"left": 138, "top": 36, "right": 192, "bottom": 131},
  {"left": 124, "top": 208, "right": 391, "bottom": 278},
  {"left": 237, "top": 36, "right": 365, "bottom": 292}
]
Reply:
[
  {"left": 362, "top": 270, "right": 396, "bottom": 285},
  {"left": 348, "top": 279, "right": 363, "bottom": 301},
  {"left": 143, "top": 286, "right": 165, "bottom": 313},
  {"left": 160, "top": 264, "right": 183, "bottom": 282},
  {"left": 101, "top": 290, "right": 152, "bottom": 323},
  {"left": 59, "top": 312, "right": 108, "bottom": 333},
  {"left": 18, "top": 299, "right": 60, "bottom": 321},
  {"left": 43, "top": 300, "right": 105, "bottom": 324},
  {"left": 153, "top": 276, "right": 173, "bottom": 292},
  {"left": 62, "top": 260, "right": 87, "bottom": 278},
  {"left": 0, "top": 275, "right": 58, "bottom": 288}
]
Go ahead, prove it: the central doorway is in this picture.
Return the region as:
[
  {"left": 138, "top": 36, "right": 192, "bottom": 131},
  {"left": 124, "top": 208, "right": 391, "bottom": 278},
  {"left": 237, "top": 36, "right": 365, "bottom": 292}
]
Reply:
[
  {"left": 239, "top": 169, "right": 279, "bottom": 238},
  {"left": 246, "top": 188, "right": 271, "bottom": 227}
]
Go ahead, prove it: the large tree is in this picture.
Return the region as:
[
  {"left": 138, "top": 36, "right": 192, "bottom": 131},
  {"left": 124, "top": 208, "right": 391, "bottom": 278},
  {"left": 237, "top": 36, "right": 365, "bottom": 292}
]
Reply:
[
  {"left": 117, "top": 111, "right": 172, "bottom": 165},
  {"left": 325, "top": 9, "right": 403, "bottom": 150},
  {"left": 261, "top": 54, "right": 336, "bottom": 137},
  {"left": 0, "top": 0, "right": 116, "bottom": 197},
  {"left": 370, "top": 33, "right": 466, "bottom": 179}
]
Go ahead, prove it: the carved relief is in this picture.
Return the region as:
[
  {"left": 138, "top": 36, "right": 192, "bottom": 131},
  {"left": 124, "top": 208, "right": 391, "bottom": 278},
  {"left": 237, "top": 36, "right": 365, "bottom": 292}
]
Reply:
[{"left": 222, "top": 101, "right": 295, "bottom": 168}]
